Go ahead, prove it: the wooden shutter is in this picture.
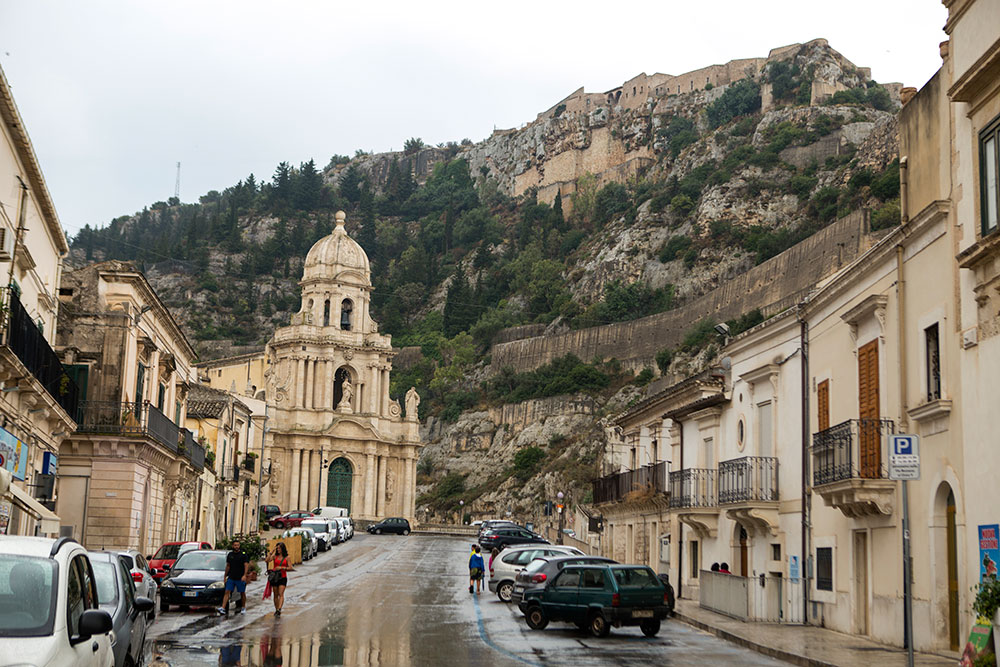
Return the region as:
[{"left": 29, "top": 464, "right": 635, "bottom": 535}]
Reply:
[
  {"left": 857, "top": 340, "right": 881, "bottom": 478},
  {"left": 817, "top": 380, "right": 830, "bottom": 432}
]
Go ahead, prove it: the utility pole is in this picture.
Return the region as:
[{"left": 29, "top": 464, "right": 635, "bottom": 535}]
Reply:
[{"left": 175, "top": 162, "right": 181, "bottom": 200}]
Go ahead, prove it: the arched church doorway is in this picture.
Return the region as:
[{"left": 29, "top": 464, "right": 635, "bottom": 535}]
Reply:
[{"left": 326, "top": 458, "right": 353, "bottom": 511}]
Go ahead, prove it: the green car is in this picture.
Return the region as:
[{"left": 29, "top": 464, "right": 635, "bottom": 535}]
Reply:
[{"left": 522, "top": 564, "right": 669, "bottom": 637}]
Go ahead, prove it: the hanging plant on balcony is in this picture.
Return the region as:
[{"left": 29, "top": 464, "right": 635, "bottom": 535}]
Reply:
[{"left": 205, "top": 449, "right": 216, "bottom": 468}]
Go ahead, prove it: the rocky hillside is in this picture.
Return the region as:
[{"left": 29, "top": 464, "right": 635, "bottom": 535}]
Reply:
[{"left": 72, "top": 39, "right": 904, "bottom": 525}]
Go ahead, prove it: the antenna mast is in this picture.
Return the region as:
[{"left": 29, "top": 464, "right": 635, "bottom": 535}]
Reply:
[{"left": 174, "top": 162, "right": 181, "bottom": 200}]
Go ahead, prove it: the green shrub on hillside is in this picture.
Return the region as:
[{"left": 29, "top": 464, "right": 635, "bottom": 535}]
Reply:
[
  {"left": 488, "top": 355, "right": 610, "bottom": 403},
  {"left": 680, "top": 319, "right": 718, "bottom": 352},
  {"left": 659, "top": 235, "right": 693, "bottom": 263},
  {"left": 512, "top": 447, "right": 547, "bottom": 481},
  {"left": 594, "top": 183, "right": 631, "bottom": 225},
  {"left": 870, "top": 159, "right": 900, "bottom": 200},
  {"left": 706, "top": 79, "right": 762, "bottom": 129},
  {"left": 871, "top": 199, "right": 901, "bottom": 231},
  {"left": 655, "top": 347, "right": 673, "bottom": 374}
]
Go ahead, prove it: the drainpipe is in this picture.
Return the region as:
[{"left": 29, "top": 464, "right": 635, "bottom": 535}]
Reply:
[
  {"left": 896, "top": 245, "right": 908, "bottom": 432},
  {"left": 899, "top": 157, "right": 909, "bottom": 225},
  {"left": 675, "top": 416, "right": 684, "bottom": 598},
  {"left": 800, "top": 309, "right": 811, "bottom": 623}
]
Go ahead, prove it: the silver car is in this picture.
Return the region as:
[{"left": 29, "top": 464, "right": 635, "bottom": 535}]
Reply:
[
  {"left": 89, "top": 551, "right": 154, "bottom": 667},
  {"left": 117, "top": 549, "right": 156, "bottom": 620},
  {"left": 284, "top": 527, "right": 318, "bottom": 560},
  {"left": 488, "top": 545, "right": 584, "bottom": 602},
  {"left": 300, "top": 519, "right": 335, "bottom": 551}
]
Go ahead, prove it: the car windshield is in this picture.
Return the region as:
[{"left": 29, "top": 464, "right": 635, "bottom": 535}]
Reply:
[
  {"left": 0, "top": 554, "right": 57, "bottom": 636},
  {"left": 153, "top": 544, "right": 181, "bottom": 560},
  {"left": 173, "top": 552, "right": 226, "bottom": 571},
  {"left": 612, "top": 567, "right": 660, "bottom": 588},
  {"left": 91, "top": 560, "right": 119, "bottom": 609}
]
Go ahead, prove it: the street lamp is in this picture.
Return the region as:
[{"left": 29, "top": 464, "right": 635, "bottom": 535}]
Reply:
[
  {"left": 556, "top": 492, "right": 565, "bottom": 544},
  {"left": 459, "top": 500, "right": 464, "bottom": 526}
]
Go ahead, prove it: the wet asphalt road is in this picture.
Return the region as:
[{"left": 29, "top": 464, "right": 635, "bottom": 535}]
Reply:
[{"left": 146, "top": 534, "right": 787, "bottom": 666}]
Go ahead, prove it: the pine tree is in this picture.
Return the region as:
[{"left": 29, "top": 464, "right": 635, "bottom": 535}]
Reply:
[
  {"left": 553, "top": 192, "right": 563, "bottom": 220},
  {"left": 339, "top": 164, "right": 363, "bottom": 204},
  {"left": 358, "top": 188, "right": 378, "bottom": 267},
  {"left": 272, "top": 162, "right": 292, "bottom": 205},
  {"left": 295, "top": 159, "right": 323, "bottom": 210}
]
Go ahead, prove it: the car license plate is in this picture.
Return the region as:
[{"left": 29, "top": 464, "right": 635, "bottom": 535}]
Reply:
[
  {"left": 632, "top": 609, "right": 654, "bottom": 618},
  {"left": 183, "top": 591, "right": 198, "bottom": 598}
]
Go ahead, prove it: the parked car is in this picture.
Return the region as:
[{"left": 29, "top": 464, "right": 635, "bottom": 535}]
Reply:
[
  {"left": 522, "top": 564, "right": 669, "bottom": 637},
  {"left": 488, "top": 545, "right": 584, "bottom": 602},
  {"left": 478, "top": 519, "right": 518, "bottom": 537},
  {"left": 309, "top": 506, "right": 348, "bottom": 519},
  {"left": 116, "top": 549, "right": 157, "bottom": 620},
  {"left": 0, "top": 536, "right": 115, "bottom": 667},
  {"left": 343, "top": 517, "right": 355, "bottom": 539},
  {"left": 300, "top": 519, "right": 335, "bottom": 551},
  {"left": 158, "top": 549, "right": 229, "bottom": 612},
  {"left": 284, "top": 528, "right": 318, "bottom": 559},
  {"left": 269, "top": 510, "right": 314, "bottom": 530},
  {"left": 148, "top": 541, "right": 211, "bottom": 583},
  {"left": 367, "top": 517, "right": 410, "bottom": 535},
  {"left": 88, "top": 551, "right": 154, "bottom": 667},
  {"left": 513, "top": 555, "right": 618, "bottom": 611},
  {"left": 260, "top": 505, "right": 282, "bottom": 522},
  {"left": 479, "top": 526, "right": 548, "bottom": 551}
]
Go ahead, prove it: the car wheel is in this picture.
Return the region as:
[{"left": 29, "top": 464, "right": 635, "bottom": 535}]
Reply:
[
  {"left": 497, "top": 581, "right": 514, "bottom": 603},
  {"left": 589, "top": 611, "right": 610, "bottom": 638},
  {"left": 640, "top": 619, "right": 661, "bottom": 637},
  {"left": 375, "top": 528, "right": 382, "bottom": 535},
  {"left": 525, "top": 606, "right": 549, "bottom": 630},
  {"left": 273, "top": 521, "right": 284, "bottom": 529},
  {"left": 402, "top": 529, "right": 410, "bottom": 536},
  {"left": 160, "top": 598, "right": 169, "bottom": 613}
]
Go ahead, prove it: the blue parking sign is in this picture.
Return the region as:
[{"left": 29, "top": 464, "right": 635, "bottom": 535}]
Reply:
[{"left": 889, "top": 434, "right": 920, "bottom": 480}]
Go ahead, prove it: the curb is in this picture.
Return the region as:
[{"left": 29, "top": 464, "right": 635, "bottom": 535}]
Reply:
[
  {"left": 411, "top": 530, "right": 478, "bottom": 538},
  {"left": 673, "top": 610, "right": 837, "bottom": 667}
]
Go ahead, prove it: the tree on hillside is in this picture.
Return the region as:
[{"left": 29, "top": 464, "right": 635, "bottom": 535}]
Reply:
[
  {"left": 706, "top": 79, "right": 761, "bottom": 128},
  {"left": 295, "top": 159, "right": 324, "bottom": 210},
  {"left": 339, "top": 164, "right": 363, "bottom": 204},
  {"left": 272, "top": 162, "right": 293, "bottom": 205},
  {"left": 404, "top": 137, "right": 424, "bottom": 155},
  {"left": 443, "top": 270, "right": 478, "bottom": 337}
]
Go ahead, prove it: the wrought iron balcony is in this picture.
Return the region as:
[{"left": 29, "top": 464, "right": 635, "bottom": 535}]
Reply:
[
  {"left": 812, "top": 419, "right": 895, "bottom": 485},
  {"left": 241, "top": 456, "right": 256, "bottom": 473},
  {"left": 592, "top": 461, "right": 668, "bottom": 505},
  {"left": 719, "top": 457, "right": 778, "bottom": 504},
  {"left": 811, "top": 418, "right": 896, "bottom": 517},
  {"left": 1, "top": 287, "right": 79, "bottom": 417},
  {"left": 668, "top": 468, "right": 717, "bottom": 509},
  {"left": 76, "top": 401, "right": 203, "bottom": 470}
]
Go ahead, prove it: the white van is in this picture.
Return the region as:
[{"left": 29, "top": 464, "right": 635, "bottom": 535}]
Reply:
[{"left": 310, "top": 506, "right": 348, "bottom": 519}]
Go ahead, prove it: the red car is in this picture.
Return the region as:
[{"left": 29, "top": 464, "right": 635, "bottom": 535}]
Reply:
[
  {"left": 148, "top": 540, "right": 212, "bottom": 583},
  {"left": 269, "top": 510, "right": 314, "bottom": 529}
]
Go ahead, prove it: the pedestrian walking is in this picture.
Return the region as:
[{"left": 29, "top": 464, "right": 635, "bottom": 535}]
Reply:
[
  {"left": 266, "top": 542, "right": 294, "bottom": 616},
  {"left": 218, "top": 538, "right": 250, "bottom": 616},
  {"left": 469, "top": 544, "right": 485, "bottom": 595},
  {"left": 488, "top": 547, "right": 499, "bottom": 572}
]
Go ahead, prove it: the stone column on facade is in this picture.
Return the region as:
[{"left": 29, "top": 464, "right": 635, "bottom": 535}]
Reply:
[
  {"left": 402, "top": 452, "right": 414, "bottom": 521},
  {"left": 303, "top": 359, "right": 312, "bottom": 410},
  {"left": 299, "top": 450, "right": 311, "bottom": 510},
  {"left": 324, "top": 359, "right": 334, "bottom": 411},
  {"left": 290, "top": 448, "right": 301, "bottom": 510},
  {"left": 296, "top": 358, "right": 306, "bottom": 408},
  {"left": 288, "top": 359, "right": 298, "bottom": 409},
  {"left": 381, "top": 369, "right": 389, "bottom": 416},
  {"left": 375, "top": 456, "right": 386, "bottom": 517},
  {"left": 364, "top": 450, "right": 376, "bottom": 517},
  {"left": 308, "top": 449, "right": 321, "bottom": 509}
]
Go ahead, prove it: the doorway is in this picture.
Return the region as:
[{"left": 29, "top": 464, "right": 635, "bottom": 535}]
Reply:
[
  {"left": 854, "top": 531, "right": 869, "bottom": 635},
  {"left": 947, "top": 489, "right": 959, "bottom": 650},
  {"left": 326, "top": 458, "right": 353, "bottom": 511},
  {"left": 739, "top": 525, "right": 749, "bottom": 576}
]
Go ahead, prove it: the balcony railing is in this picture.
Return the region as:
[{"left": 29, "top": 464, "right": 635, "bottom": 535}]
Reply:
[
  {"left": 812, "top": 418, "right": 895, "bottom": 486},
  {"left": 241, "top": 456, "right": 256, "bottom": 473},
  {"left": 669, "top": 468, "right": 717, "bottom": 509},
  {"left": 179, "top": 428, "right": 204, "bottom": 471},
  {"left": 221, "top": 465, "right": 241, "bottom": 483},
  {"left": 593, "top": 461, "right": 668, "bottom": 504},
  {"left": 1, "top": 287, "right": 79, "bottom": 417},
  {"left": 719, "top": 457, "right": 778, "bottom": 504},
  {"left": 76, "top": 401, "right": 203, "bottom": 468},
  {"left": 146, "top": 403, "right": 178, "bottom": 452}
]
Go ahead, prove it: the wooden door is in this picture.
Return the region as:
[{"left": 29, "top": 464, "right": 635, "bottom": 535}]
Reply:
[
  {"left": 739, "top": 526, "right": 749, "bottom": 577},
  {"left": 857, "top": 340, "right": 881, "bottom": 478},
  {"left": 854, "top": 531, "right": 869, "bottom": 635},
  {"left": 947, "top": 490, "right": 959, "bottom": 650},
  {"left": 817, "top": 380, "right": 830, "bottom": 431}
]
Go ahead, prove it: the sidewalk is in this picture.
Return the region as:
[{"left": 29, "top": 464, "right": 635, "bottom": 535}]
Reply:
[{"left": 674, "top": 599, "right": 957, "bottom": 667}]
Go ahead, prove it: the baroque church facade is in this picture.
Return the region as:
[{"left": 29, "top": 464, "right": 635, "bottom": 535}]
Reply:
[{"left": 196, "top": 211, "right": 422, "bottom": 523}]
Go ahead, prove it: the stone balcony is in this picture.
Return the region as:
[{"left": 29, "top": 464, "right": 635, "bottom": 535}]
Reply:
[{"left": 811, "top": 418, "right": 896, "bottom": 518}]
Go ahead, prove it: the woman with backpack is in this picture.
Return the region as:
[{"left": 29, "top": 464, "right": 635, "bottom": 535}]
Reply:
[{"left": 469, "top": 544, "right": 485, "bottom": 595}]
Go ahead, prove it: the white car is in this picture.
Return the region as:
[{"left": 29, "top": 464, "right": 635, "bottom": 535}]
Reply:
[
  {"left": 116, "top": 549, "right": 156, "bottom": 620},
  {"left": 488, "top": 544, "right": 584, "bottom": 602},
  {"left": 342, "top": 517, "right": 355, "bottom": 539},
  {"left": 300, "top": 519, "right": 335, "bottom": 551},
  {"left": 283, "top": 528, "right": 318, "bottom": 560},
  {"left": 0, "top": 536, "right": 115, "bottom": 667}
]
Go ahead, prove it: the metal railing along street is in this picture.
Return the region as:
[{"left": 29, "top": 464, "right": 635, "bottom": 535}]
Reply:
[
  {"left": 699, "top": 570, "right": 805, "bottom": 623},
  {"left": 812, "top": 418, "right": 895, "bottom": 486},
  {"left": 592, "top": 461, "right": 668, "bottom": 504},
  {"left": 668, "top": 468, "right": 717, "bottom": 508},
  {"left": 719, "top": 456, "right": 778, "bottom": 504},
  {"left": 1, "top": 287, "right": 79, "bottom": 417}
]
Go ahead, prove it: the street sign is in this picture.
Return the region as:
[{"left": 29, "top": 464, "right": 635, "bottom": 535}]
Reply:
[{"left": 889, "top": 434, "right": 920, "bottom": 480}]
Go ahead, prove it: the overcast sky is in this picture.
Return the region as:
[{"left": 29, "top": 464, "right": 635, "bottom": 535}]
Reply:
[{"left": 0, "top": 1, "right": 948, "bottom": 240}]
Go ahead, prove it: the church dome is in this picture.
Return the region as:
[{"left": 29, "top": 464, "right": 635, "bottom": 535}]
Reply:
[{"left": 302, "top": 211, "right": 371, "bottom": 285}]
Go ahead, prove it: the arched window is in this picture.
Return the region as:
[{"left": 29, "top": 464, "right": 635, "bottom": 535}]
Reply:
[
  {"left": 340, "top": 299, "right": 353, "bottom": 331},
  {"left": 323, "top": 299, "right": 331, "bottom": 327}
]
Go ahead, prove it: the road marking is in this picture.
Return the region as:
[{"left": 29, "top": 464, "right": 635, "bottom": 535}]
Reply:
[{"left": 473, "top": 592, "right": 542, "bottom": 666}]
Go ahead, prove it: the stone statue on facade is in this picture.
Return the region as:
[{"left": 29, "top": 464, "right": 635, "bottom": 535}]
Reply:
[
  {"left": 405, "top": 387, "right": 420, "bottom": 422},
  {"left": 337, "top": 377, "right": 354, "bottom": 412}
]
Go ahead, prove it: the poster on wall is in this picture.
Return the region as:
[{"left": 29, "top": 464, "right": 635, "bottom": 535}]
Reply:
[
  {"left": 979, "top": 524, "right": 999, "bottom": 580},
  {"left": 0, "top": 428, "right": 26, "bottom": 481}
]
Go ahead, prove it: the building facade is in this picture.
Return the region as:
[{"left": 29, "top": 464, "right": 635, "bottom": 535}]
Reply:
[
  {"left": 0, "top": 64, "right": 77, "bottom": 537},
  {"left": 55, "top": 261, "right": 205, "bottom": 553}
]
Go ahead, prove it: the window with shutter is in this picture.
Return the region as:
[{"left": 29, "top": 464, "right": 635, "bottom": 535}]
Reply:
[
  {"left": 857, "top": 340, "right": 881, "bottom": 478},
  {"left": 817, "top": 380, "right": 830, "bottom": 432}
]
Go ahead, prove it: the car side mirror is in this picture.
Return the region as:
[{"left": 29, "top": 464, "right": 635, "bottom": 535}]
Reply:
[
  {"left": 78, "top": 609, "right": 113, "bottom": 640},
  {"left": 146, "top": 555, "right": 153, "bottom": 561},
  {"left": 163, "top": 564, "right": 171, "bottom": 570},
  {"left": 134, "top": 596, "right": 154, "bottom": 613}
]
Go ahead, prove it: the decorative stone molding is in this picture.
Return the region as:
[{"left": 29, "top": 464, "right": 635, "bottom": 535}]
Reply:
[{"left": 841, "top": 294, "right": 888, "bottom": 344}]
